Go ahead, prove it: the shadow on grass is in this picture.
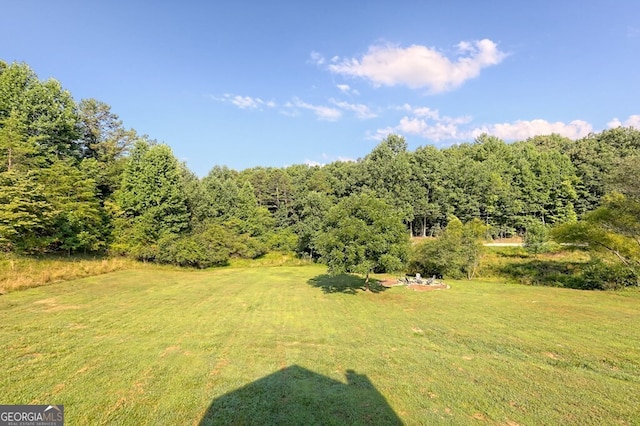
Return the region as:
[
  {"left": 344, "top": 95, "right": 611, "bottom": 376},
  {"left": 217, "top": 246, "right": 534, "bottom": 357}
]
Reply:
[
  {"left": 199, "top": 365, "right": 402, "bottom": 425},
  {"left": 498, "top": 259, "right": 585, "bottom": 288},
  {"left": 307, "top": 274, "right": 388, "bottom": 294}
]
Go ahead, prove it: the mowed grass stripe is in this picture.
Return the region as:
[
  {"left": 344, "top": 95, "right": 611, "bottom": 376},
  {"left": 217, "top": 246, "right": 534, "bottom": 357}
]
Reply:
[{"left": 1, "top": 265, "right": 639, "bottom": 424}]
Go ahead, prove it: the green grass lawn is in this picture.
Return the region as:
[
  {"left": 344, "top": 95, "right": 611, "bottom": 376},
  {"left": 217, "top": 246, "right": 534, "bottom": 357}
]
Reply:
[{"left": 1, "top": 264, "right": 639, "bottom": 425}]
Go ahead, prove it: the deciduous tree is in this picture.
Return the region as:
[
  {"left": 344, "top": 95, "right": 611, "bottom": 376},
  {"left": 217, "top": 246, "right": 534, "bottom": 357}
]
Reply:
[{"left": 316, "top": 193, "right": 410, "bottom": 290}]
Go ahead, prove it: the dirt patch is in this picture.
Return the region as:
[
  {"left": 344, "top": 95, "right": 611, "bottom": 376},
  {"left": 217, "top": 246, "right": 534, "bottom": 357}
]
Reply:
[
  {"left": 380, "top": 279, "right": 401, "bottom": 288},
  {"left": 44, "top": 305, "right": 82, "bottom": 313},
  {"left": 33, "top": 298, "right": 82, "bottom": 312},
  {"left": 492, "top": 237, "right": 523, "bottom": 244},
  {"left": 160, "top": 346, "right": 181, "bottom": 358},
  {"left": 381, "top": 278, "right": 450, "bottom": 291}
]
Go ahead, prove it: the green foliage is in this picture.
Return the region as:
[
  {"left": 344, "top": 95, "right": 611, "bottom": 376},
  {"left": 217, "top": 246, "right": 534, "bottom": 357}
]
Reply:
[
  {"left": 580, "top": 260, "right": 639, "bottom": 290},
  {"left": 77, "top": 98, "right": 135, "bottom": 162},
  {"left": 316, "top": 193, "right": 409, "bottom": 288},
  {"left": 491, "top": 255, "right": 587, "bottom": 288},
  {"left": 113, "top": 140, "right": 191, "bottom": 255},
  {"left": 0, "top": 110, "right": 38, "bottom": 172},
  {"left": 239, "top": 166, "right": 293, "bottom": 214},
  {"left": 293, "top": 191, "right": 332, "bottom": 257},
  {"left": 551, "top": 187, "right": 640, "bottom": 290},
  {"left": 156, "top": 228, "right": 230, "bottom": 268},
  {"left": 39, "top": 160, "right": 107, "bottom": 253},
  {"left": 510, "top": 142, "right": 578, "bottom": 226},
  {"left": 485, "top": 244, "right": 640, "bottom": 290},
  {"left": 76, "top": 99, "right": 135, "bottom": 199},
  {"left": 410, "top": 217, "right": 487, "bottom": 279},
  {"left": 262, "top": 228, "right": 297, "bottom": 252},
  {"left": 0, "top": 62, "right": 80, "bottom": 162},
  {"left": 568, "top": 127, "right": 640, "bottom": 214},
  {"left": 409, "top": 145, "right": 448, "bottom": 236},
  {"left": 408, "top": 239, "right": 444, "bottom": 277},
  {"left": 523, "top": 220, "right": 550, "bottom": 256},
  {"left": 198, "top": 172, "right": 274, "bottom": 237},
  {"left": 0, "top": 170, "right": 53, "bottom": 252},
  {"left": 119, "top": 141, "right": 191, "bottom": 234},
  {"left": 553, "top": 192, "right": 640, "bottom": 268},
  {"left": 2, "top": 59, "right": 640, "bottom": 272},
  {"left": 120, "top": 219, "right": 267, "bottom": 268},
  {"left": 363, "top": 134, "right": 413, "bottom": 222}
]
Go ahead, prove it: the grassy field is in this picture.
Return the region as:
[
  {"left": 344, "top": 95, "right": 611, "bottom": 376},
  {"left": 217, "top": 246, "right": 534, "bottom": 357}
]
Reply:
[{"left": 1, "top": 264, "right": 639, "bottom": 425}]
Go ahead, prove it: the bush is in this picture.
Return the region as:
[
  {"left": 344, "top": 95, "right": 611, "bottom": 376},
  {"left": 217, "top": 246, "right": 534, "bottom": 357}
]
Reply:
[
  {"left": 523, "top": 221, "right": 549, "bottom": 256},
  {"left": 408, "top": 218, "right": 486, "bottom": 280},
  {"left": 262, "top": 229, "right": 297, "bottom": 252},
  {"left": 579, "top": 260, "right": 640, "bottom": 290},
  {"left": 408, "top": 239, "right": 450, "bottom": 278},
  {"left": 156, "top": 231, "right": 230, "bottom": 268}
]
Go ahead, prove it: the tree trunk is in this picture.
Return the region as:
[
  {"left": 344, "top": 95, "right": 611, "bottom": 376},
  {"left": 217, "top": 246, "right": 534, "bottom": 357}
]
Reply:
[
  {"left": 365, "top": 272, "right": 370, "bottom": 292},
  {"left": 422, "top": 216, "right": 427, "bottom": 237}
]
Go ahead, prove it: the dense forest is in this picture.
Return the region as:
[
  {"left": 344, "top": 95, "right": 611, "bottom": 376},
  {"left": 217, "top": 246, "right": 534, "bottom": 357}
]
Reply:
[{"left": 1, "top": 61, "right": 639, "bottom": 285}]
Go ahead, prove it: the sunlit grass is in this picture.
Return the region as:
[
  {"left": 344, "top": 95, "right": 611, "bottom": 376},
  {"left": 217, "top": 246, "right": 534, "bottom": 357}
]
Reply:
[
  {"left": 0, "top": 251, "right": 310, "bottom": 295},
  {"left": 479, "top": 246, "right": 593, "bottom": 286},
  {"left": 1, "top": 264, "right": 639, "bottom": 424}
]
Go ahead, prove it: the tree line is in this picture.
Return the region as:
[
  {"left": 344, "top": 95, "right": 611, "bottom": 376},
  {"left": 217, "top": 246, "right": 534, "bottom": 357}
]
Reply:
[{"left": 1, "top": 60, "right": 639, "bottom": 283}]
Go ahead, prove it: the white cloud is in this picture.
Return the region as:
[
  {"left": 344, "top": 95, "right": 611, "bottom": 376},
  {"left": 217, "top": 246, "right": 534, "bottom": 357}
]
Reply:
[
  {"left": 471, "top": 119, "right": 592, "bottom": 140},
  {"left": 374, "top": 104, "right": 472, "bottom": 141},
  {"left": 309, "top": 51, "right": 325, "bottom": 65},
  {"left": 370, "top": 126, "right": 397, "bottom": 142},
  {"left": 375, "top": 104, "right": 593, "bottom": 143},
  {"left": 290, "top": 98, "right": 342, "bottom": 121},
  {"left": 397, "top": 116, "right": 465, "bottom": 140},
  {"left": 213, "top": 94, "right": 276, "bottom": 110},
  {"left": 608, "top": 114, "right": 640, "bottom": 128},
  {"left": 336, "top": 84, "right": 359, "bottom": 95},
  {"left": 230, "top": 95, "right": 260, "bottom": 109},
  {"left": 304, "top": 155, "right": 356, "bottom": 167},
  {"left": 330, "top": 99, "right": 377, "bottom": 119},
  {"left": 328, "top": 39, "right": 506, "bottom": 93},
  {"left": 412, "top": 107, "right": 440, "bottom": 120}
]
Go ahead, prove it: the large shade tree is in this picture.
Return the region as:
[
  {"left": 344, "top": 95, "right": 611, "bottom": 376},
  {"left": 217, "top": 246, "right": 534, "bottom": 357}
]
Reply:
[{"left": 315, "top": 193, "right": 410, "bottom": 291}]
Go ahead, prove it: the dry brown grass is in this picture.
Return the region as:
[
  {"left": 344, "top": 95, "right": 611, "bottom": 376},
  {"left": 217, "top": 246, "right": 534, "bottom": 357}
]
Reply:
[{"left": 0, "top": 255, "right": 138, "bottom": 293}]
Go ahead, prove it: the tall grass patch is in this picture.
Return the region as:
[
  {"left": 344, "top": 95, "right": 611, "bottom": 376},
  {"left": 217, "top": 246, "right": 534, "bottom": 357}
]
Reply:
[{"left": 0, "top": 254, "right": 137, "bottom": 293}]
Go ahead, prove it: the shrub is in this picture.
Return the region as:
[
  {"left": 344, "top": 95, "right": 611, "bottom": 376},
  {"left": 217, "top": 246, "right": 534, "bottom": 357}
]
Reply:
[
  {"left": 262, "top": 229, "right": 298, "bottom": 252},
  {"left": 156, "top": 233, "right": 230, "bottom": 268},
  {"left": 579, "top": 260, "right": 640, "bottom": 290},
  {"left": 408, "top": 217, "right": 486, "bottom": 280},
  {"left": 408, "top": 238, "right": 449, "bottom": 278},
  {"left": 524, "top": 221, "right": 549, "bottom": 256}
]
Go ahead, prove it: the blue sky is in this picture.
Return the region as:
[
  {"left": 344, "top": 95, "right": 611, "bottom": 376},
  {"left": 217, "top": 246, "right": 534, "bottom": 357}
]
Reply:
[{"left": 2, "top": 1, "right": 639, "bottom": 176}]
